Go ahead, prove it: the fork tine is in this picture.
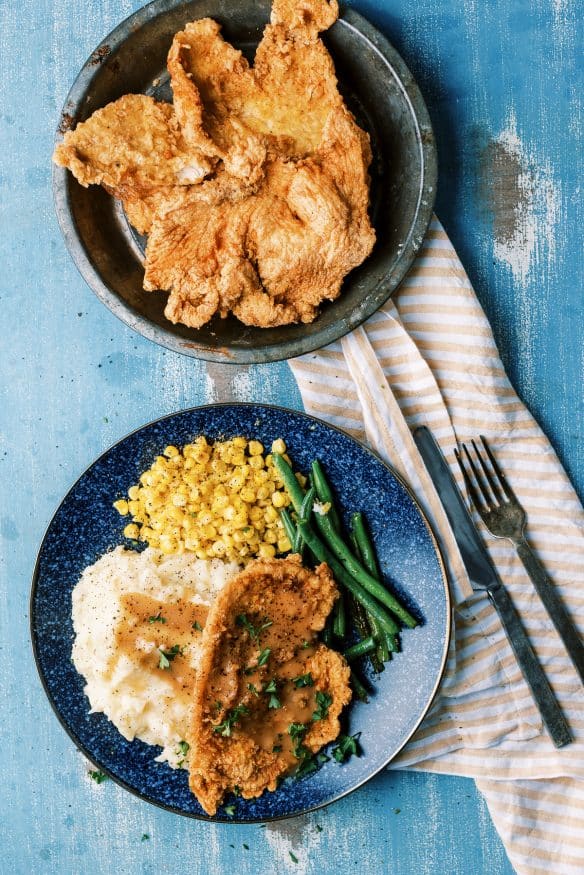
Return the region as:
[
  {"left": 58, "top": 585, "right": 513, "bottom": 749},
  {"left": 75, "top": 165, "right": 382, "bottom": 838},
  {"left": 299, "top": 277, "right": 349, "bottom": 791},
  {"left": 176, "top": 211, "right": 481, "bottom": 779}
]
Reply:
[
  {"left": 471, "top": 439, "right": 505, "bottom": 505},
  {"left": 479, "top": 435, "right": 515, "bottom": 501},
  {"left": 462, "top": 442, "right": 495, "bottom": 508},
  {"left": 455, "top": 445, "right": 490, "bottom": 511}
]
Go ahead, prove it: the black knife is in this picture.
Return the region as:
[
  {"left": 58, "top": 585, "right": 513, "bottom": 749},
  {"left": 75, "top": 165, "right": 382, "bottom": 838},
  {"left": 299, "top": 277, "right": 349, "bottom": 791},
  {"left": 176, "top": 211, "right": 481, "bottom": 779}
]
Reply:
[{"left": 414, "top": 426, "right": 572, "bottom": 748}]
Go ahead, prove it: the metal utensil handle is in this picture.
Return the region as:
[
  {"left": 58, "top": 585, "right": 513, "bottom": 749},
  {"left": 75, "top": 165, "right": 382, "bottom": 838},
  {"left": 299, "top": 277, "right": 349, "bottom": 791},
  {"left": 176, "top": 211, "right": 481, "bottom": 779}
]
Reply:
[
  {"left": 516, "top": 539, "right": 584, "bottom": 684},
  {"left": 488, "top": 584, "right": 572, "bottom": 748}
]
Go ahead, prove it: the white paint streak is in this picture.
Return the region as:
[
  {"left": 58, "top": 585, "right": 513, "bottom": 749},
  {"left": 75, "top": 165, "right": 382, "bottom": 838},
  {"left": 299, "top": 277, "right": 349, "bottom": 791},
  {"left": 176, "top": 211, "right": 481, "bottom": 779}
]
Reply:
[
  {"left": 232, "top": 368, "right": 253, "bottom": 402},
  {"left": 492, "top": 109, "right": 561, "bottom": 288},
  {"left": 264, "top": 817, "right": 322, "bottom": 874}
]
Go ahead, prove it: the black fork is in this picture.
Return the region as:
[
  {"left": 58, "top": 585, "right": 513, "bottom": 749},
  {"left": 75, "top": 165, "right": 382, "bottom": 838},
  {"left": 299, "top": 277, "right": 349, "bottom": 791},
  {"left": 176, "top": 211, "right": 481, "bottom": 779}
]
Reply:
[{"left": 456, "top": 435, "right": 584, "bottom": 685}]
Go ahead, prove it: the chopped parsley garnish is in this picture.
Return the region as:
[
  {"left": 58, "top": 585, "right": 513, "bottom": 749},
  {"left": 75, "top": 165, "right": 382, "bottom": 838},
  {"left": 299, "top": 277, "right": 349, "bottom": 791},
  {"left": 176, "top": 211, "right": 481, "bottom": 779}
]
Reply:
[
  {"left": 331, "top": 732, "right": 362, "bottom": 763},
  {"left": 288, "top": 722, "right": 309, "bottom": 759},
  {"left": 257, "top": 647, "right": 271, "bottom": 667},
  {"left": 294, "top": 756, "right": 318, "bottom": 778},
  {"left": 177, "top": 740, "right": 190, "bottom": 757},
  {"left": 247, "top": 683, "right": 259, "bottom": 697},
  {"left": 244, "top": 666, "right": 256, "bottom": 676},
  {"left": 192, "top": 620, "right": 202, "bottom": 631},
  {"left": 316, "top": 824, "right": 323, "bottom": 833},
  {"left": 272, "top": 744, "right": 282, "bottom": 753},
  {"left": 301, "top": 640, "right": 311, "bottom": 649},
  {"left": 294, "top": 749, "right": 330, "bottom": 779},
  {"left": 289, "top": 852, "right": 299, "bottom": 864},
  {"left": 233, "top": 785, "right": 241, "bottom": 797},
  {"left": 213, "top": 704, "right": 250, "bottom": 737},
  {"left": 141, "top": 833, "right": 150, "bottom": 841},
  {"left": 158, "top": 644, "right": 181, "bottom": 670},
  {"left": 243, "top": 844, "right": 249, "bottom": 850},
  {"left": 148, "top": 613, "right": 167, "bottom": 624},
  {"left": 236, "top": 614, "right": 273, "bottom": 641},
  {"left": 312, "top": 691, "right": 332, "bottom": 721},
  {"left": 224, "top": 805, "right": 236, "bottom": 817},
  {"left": 88, "top": 770, "right": 107, "bottom": 784},
  {"left": 263, "top": 678, "right": 281, "bottom": 709},
  {"left": 292, "top": 673, "right": 314, "bottom": 688}
]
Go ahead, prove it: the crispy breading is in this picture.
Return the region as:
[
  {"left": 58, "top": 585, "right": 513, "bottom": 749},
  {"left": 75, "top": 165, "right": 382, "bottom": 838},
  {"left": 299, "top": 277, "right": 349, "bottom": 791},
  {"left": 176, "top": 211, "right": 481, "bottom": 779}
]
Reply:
[
  {"left": 53, "top": 0, "right": 375, "bottom": 327},
  {"left": 53, "top": 94, "right": 214, "bottom": 234},
  {"left": 188, "top": 555, "right": 351, "bottom": 815}
]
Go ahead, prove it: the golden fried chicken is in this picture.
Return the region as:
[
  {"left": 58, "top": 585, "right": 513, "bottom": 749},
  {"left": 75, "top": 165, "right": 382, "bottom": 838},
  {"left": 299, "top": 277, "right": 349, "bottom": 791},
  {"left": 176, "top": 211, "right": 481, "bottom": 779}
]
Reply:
[
  {"left": 188, "top": 555, "right": 351, "bottom": 815},
  {"left": 53, "top": 94, "right": 214, "bottom": 234},
  {"left": 53, "top": 0, "right": 375, "bottom": 328}
]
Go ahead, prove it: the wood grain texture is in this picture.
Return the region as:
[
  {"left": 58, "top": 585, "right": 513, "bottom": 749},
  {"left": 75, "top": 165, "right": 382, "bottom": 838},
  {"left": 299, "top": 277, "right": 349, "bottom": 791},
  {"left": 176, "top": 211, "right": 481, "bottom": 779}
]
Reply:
[{"left": 0, "top": 0, "right": 581, "bottom": 872}]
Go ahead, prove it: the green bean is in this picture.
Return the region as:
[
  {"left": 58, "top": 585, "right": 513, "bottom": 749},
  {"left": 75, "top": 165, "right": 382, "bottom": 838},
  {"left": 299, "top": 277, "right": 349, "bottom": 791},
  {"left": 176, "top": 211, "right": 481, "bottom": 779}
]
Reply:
[
  {"left": 352, "top": 512, "right": 380, "bottom": 578},
  {"left": 332, "top": 592, "right": 346, "bottom": 639},
  {"left": 350, "top": 531, "right": 385, "bottom": 669},
  {"left": 314, "top": 513, "right": 417, "bottom": 628},
  {"left": 300, "top": 486, "right": 316, "bottom": 521},
  {"left": 296, "top": 521, "right": 399, "bottom": 635},
  {"left": 321, "top": 617, "right": 333, "bottom": 647},
  {"left": 280, "top": 508, "right": 297, "bottom": 547},
  {"left": 311, "top": 460, "right": 342, "bottom": 531},
  {"left": 351, "top": 522, "right": 398, "bottom": 662},
  {"left": 273, "top": 454, "right": 305, "bottom": 513},
  {"left": 350, "top": 670, "right": 370, "bottom": 702},
  {"left": 344, "top": 636, "right": 376, "bottom": 661}
]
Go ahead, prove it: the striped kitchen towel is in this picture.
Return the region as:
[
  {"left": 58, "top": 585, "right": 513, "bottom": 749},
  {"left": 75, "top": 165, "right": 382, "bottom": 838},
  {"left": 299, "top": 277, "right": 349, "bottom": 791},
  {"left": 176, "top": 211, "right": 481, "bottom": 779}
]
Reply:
[{"left": 288, "top": 217, "right": 584, "bottom": 875}]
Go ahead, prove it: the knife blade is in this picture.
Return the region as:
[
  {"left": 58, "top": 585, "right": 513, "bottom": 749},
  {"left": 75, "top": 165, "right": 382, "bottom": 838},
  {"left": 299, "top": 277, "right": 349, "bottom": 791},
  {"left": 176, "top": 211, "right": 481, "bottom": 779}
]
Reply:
[{"left": 413, "top": 426, "right": 572, "bottom": 748}]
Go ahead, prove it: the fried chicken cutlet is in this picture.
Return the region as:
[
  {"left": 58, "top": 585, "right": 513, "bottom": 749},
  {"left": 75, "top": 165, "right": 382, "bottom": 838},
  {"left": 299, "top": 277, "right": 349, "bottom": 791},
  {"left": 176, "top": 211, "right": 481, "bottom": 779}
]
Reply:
[
  {"left": 53, "top": 0, "right": 376, "bottom": 329},
  {"left": 188, "top": 555, "right": 351, "bottom": 815}
]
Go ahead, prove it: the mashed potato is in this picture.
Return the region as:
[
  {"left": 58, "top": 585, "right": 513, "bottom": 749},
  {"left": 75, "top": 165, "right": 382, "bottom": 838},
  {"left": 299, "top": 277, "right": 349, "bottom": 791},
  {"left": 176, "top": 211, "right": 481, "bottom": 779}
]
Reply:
[{"left": 71, "top": 547, "right": 240, "bottom": 767}]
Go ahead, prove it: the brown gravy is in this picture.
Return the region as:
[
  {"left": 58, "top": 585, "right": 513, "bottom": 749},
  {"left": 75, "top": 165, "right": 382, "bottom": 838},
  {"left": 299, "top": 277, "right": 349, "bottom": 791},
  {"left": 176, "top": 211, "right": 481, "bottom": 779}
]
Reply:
[{"left": 110, "top": 593, "right": 208, "bottom": 704}]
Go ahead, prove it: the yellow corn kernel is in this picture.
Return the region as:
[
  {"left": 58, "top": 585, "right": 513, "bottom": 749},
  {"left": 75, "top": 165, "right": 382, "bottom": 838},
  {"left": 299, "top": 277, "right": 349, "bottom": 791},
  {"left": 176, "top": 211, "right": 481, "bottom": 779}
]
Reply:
[
  {"left": 228, "top": 474, "right": 245, "bottom": 491},
  {"left": 264, "top": 505, "right": 278, "bottom": 523},
  {"left": 123, "top": 523, "right": 140, "bottom": 540},
  {"left": 271, "top": 438, "right": 286, "bottom": 455},
  {"left": 211, "top": 495, "right": 229, "bottom": 514},
  {"left": 248, "top": 440, "right": 264, "bottom": 456},
  {"left": 271, "top": 491, "right": 287, "bottom": 508},
  {"left": 128, "top": 485, "right": 140, "bottom": 500},
  {"left": 159, "top": 534, "right": 178, "bottom": 554},
  {"left": 164, "top": 445, "right": 179, "bottom": 458},
  {"left": 296, "top": 472, "right": 308, "bottom": 488},
  {"left": 231, "top": 451, "right": 246, "bottom": 466},
  {"left": 171, "top": 493, "right": 187, "bottom": 507},
  {"left": 264, "top": 530, "right": 278, "bottom": 544},
  {"left": 113, "top": 499, "right": 129, "bottom": 516},
  {"left": 256, "top": 485, "right": 270, "bottom": 500},
  {"left": 233, "top": 436, "right": 247, "bottom": 448},
  {"left": 233, "top": 511, "right": 249, "bottom": 528},
  {"left": 277, "top": 536, "right": 292, "bottom": 553},
  {"left": 211, "top": 540, "right": 227, "bottom": 557},
  {"left": 240, "top": 487, "right": 256, "bottom": 503},
  {"left": 258, "top": 542, "right": 276, "bottom": 559},
  {"left": 249, "top": 456, "right": 265, "bottom": 470}
]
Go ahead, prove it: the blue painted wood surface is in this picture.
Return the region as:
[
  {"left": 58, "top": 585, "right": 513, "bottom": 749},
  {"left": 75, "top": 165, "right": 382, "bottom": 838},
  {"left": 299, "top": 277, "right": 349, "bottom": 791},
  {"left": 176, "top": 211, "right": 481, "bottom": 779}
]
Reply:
[{"left": 1, "top": 0, "right": 581, "bottom": 872}]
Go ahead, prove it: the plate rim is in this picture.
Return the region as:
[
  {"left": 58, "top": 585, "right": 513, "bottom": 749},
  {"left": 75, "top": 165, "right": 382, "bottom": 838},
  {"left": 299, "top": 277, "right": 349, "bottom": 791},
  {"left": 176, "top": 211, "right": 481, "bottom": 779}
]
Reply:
[
  {"left": 30, "top": 402, "right": 451, "bottom": 822},
  {"left": 52, "top": 0, "right": 438, "bottom": 365}
]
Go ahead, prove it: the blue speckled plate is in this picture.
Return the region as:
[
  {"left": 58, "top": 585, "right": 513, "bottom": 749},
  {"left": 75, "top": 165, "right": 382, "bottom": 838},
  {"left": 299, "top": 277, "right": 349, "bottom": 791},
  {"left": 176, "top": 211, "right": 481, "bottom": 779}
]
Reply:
[{"left": 31, "top": 404, "right": 450, "bottom": 822}]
